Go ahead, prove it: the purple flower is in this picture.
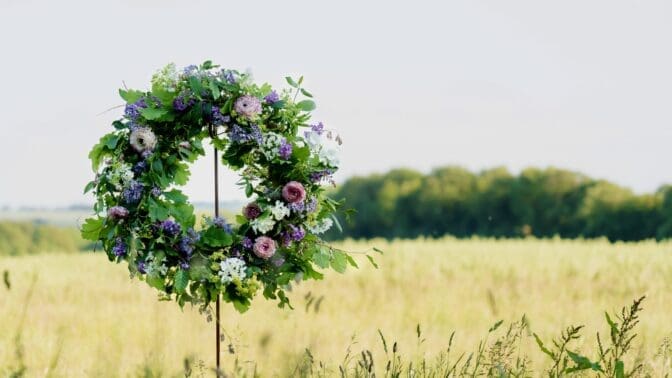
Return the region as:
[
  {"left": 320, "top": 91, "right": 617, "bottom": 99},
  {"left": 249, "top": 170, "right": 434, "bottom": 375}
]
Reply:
[
  {"left": 279, "top": 139, "right": 292, "bottom": 160},
  {"left": 241, "top": 237, "right": 253, "bottom": 250},
  {"left": 220, "top": 69, "right": 236, "bottom": 83},
  {"left": 124, "top": 98, "right": 147, "bottom": 121},
  {"left": 311, "top": 122, "right": 324, "bottom": 135},
  {"left": 288, "top": 201, "right": 305, "bottom": 213},
  {"left": 161, "top": 219, "right": 181, "bottom": 237},
  {"left": 141, "top": 150, "right": 153, "bottom": 159},
  {"left": 228, "top": 124, "right": 263, "bottom": 145},
  {"left": 242, "top": 203, "right": 262, "bottom": 220},
  {"left": 253, "top": 236, "right": 277, "bottom": 260},
  {"left": 180, "top": 261, "right": 190, "bottom": 269},
  {"left": 133, "top": 161, "right": 148, "bottom": 175},
  {"left": 183, "top": 65, "right": 198, "bottom": 76},
  {"left": 211, "top": 106, "right": 230, "bottom": 125},
  {"left": 123, "top": 181, "right": 144, "bottom": 204},
  {"left": 234, "top": 95, "right": 262, "bottom": 119},
  {"left": 173, "top": 92, "right": 195, "bottom": 111},
  {"left": 178, "top": 236, "right": 194, "bottom": 256},
  {"left": 213, "top": 216, "right": 233, "bottom": 233},
  {"left": 271, "top": 253, "right": 285, "bottom": 267},
  {"left": 151, "top": 187, "right": 162, "bottom": 197},
  {"left": 289, "top": 224, "right": 306, "bottom": 242},
  {"left": 264, "top": 90, "right": 280, "bottom": 104},
  {"left": 282, "top": 181, "right": 306, "bottom": 203},
  {"left": 137, "top": 261, "right": 147, "bottom": 274},
  {"left": 107, "top": 206, "right": 129, "bottom": 221},
  {"left": 305, "top": 197, "right": 318, "bottom": 213},
  {"left": 112, "top": 237, "right": 126, "bottom": 256},
  {"left": 249, "top": 124, "right": 263, "bottom": 145},
  {"left": 310, "top": 169, "right": 335, "bottom": 184}
]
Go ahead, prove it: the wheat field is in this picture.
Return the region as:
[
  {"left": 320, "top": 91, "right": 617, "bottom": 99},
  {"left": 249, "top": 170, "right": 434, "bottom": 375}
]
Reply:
[{"left": 1, "top": 238, "right": 672, "bottom": 376}]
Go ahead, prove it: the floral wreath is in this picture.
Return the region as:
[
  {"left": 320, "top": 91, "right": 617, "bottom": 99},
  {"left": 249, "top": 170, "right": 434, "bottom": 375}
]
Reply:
[{"left": 81, "top": 61, "right": 365, "bottom": 312}]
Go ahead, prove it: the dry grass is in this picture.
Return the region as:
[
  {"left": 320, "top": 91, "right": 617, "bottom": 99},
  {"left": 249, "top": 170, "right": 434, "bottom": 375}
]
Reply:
[{"left": 1, "top": 237, "right": 671, "bottom": 376}]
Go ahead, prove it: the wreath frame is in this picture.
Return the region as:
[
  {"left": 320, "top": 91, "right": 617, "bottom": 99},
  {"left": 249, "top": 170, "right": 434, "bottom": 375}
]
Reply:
[{"left": 81, "top": 61, "right": 364, "bottom": 312}]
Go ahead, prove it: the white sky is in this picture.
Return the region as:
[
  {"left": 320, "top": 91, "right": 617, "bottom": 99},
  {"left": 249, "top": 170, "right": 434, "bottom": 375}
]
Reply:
[{"left": 1, "top": 0, "right": 671, "bottom": 207}]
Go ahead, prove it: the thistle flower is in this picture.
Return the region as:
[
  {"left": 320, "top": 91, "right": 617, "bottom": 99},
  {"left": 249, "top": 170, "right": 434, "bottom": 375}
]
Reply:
[
  {"left": 213, "top": 216, "right": 233, "bottom": 233},
  {"left": 123, "top": 181, "right": 144, "bottom": 204},
  {"left": 241, "top": 237, "right": 253, "bottom": 250},
  {"left": 112, "top": 237, "right": 126, "bottom": 256},
  {"left": 161, "top": 219, "right": 181, "bottom": 237},
  {"left": 124, "top": 98, "right": 147, "bottom": 121},
  {"left": 129, "top": 127, "right": 157, "bottom": 153},
  {"left": 242, "top": 202, "right": 262, "bottom": 220},
  {"left": 253, "top": 236, "right": 277, "bottom": 259},
  {"left": 151, "top": 187, "right": 162, "bottom": 197},
  {"left": 282, "top": 181, "right": 306, "bottom": 203},
  {"left": 132, "top": 161, "right": 148, "bottom": 175},
  {"left": 264, "top": 90, "right": 280, "bottom": 104},
  {"left": 289, "top": 224, "right": 306, "bottom": 241},
  {"left": 107, "top": 206, "right": 129, "bottom": 221},
  {"left": 234, "top": 95, "right": 262, "bottom": 119}
]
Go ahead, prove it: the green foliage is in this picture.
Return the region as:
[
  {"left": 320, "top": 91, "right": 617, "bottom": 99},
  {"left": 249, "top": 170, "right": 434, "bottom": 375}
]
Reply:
[{"left": 328, "top": 166, "right": 672, "bottom": 242}]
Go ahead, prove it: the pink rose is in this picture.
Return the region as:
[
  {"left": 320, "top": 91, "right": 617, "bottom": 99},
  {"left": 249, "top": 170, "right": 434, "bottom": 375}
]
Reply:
[
  {"left": 282, "top": 181, "right": 306, "bottom": 203},
  {"left": 253, "top": 236, "right": 277, "bottom": 259},
  {"left": 234, "top": 95, "right": 262, "bottom": 119}
]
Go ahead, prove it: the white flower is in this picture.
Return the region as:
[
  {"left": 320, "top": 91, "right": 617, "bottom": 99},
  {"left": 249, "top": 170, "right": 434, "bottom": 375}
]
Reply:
[
  {"left": 303, "top": 130, "right": 341, "bottom": 168},
  {"left": 319, "top": 147, "right": 340, "bottom": 167},
  {"left": 261, "top": 132, "right": 283, "bottom": 160},
  {"left": 306, "top": 218, "right": 334, "bottom": 234},
  {"left": 219, "top": 258, "right": 247, "bottom": 284},
  {"left": 269, "top": 200, "right": 290, "bottom": 221},
  {"left": 108, "top": 162, "right": 134, "bottom": 191},
  {"left": 250, "top": 216, "right": 275, "bottom": 234},
  {"left": 130, "top": 127, "right": 157, "bottom": 153}
]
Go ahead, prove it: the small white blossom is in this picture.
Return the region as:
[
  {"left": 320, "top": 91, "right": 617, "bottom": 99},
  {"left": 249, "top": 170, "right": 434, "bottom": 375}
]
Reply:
[
  {"left": 108, "top": 162, "right": 134, "bottom": 191},
  {"left": 219, "top": 258, "right": 247, "bottom": 284},
  {"left": 261, "top": 132, "right": 283, "bottom": 160},
  {"left": 250, "top": 216, "right": 275, "bottom": 234},
  {"left": 306, "top": 218, "right": 334, "bottom": 234},
  {"left": 269, "top": 200, "right": 290, "bottom": 221}
]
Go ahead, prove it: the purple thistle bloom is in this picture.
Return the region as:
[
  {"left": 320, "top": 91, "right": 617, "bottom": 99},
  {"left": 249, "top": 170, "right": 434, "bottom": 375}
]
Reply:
[
  {"left": 123, "top": 181, "right": 144, "bottom": 204},
  {"left": 133, "top": 161, "right": 148, "bottom": 175},
  {"left": 289, "top": 224, "right": 306, "bottom": 242},
  {"left": 305, "top": 197, "right": 318, "bottom": 213},
  {"left": 187, "top": 228, "right": 201, "bottom": 242},
  {"left": 288, "top": 201, "right": 305, "bottom": 213},
  {"left": 183, "top": 65, "right": 198, "bottom": 76},
  {"left": 161, "top": 219, "right": 181, "bottom": 237},
  {"left": 180, "top": 261, "right": 190, "bottom": 269},
  {"left": 173, "top": 93, "right": 194, "bottom": 112},
  {"left": 220, "top": 69, "right": 236, "bottom": 84},
  {"left": 264, "top": 90, "right": 280, "bottom": 104},
  {"left": 178, "top": 237, "right": 194, "bottom": 256},
  {"left": 242, "top": 237, "right": 253, "bottom": 250},
  {"left": 124, "top": 98, "right": 147, "bottom": 121},
  {"left": 211, "top": 106, "right": 230, "bottom": 125},
  {"left": 212, "top": 216, "right": 233, "bottom": 233},
  {"left": 137, "top": 261, "right": 147, "bottom": 274},
  {"left": 311, "top": 122, "right": 324, "bottom": 135},
  {"left": 279, "top": 139, "right": 292, "bottom": 160},
  {"left": 310, "top": 169, "right": 335, "bottom": 184},
  {"left": 151, "top": 187, "right": 162, "bottom": 197},
  {"left": 112, "top": 237, "right": 126, "bottom": 256}
]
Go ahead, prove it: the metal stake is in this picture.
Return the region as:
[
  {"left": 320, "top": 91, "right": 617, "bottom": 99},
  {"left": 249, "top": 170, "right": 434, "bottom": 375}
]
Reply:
[{"left": 209, "top": 125, "right": 222, "bottom": 376}]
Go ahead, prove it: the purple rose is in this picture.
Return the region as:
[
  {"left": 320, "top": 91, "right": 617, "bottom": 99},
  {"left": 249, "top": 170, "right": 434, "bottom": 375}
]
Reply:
[
  {"left": 253, "top": 236, "right": 277, "bottom": 260},
  {"left": 107, "top": 206, "right": 129, "bottom": 221},
  {"left": 282, "top": 181, "right": 306, "bottom": 203},
  {"left": 242, "top": 202, "right": 262, "bottom": 220},
  {"left": 234, "top": 95, "right": 262, "bottom": 119}
]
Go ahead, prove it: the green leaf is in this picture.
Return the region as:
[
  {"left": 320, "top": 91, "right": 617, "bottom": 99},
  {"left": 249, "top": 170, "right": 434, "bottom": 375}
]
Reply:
[
  {"left": 331, "top": 215, "right": 343, "bottom": 233},
  {"left": 300, "top": 88, "right": 313, "bottom": 98},
  {"left": 209, "top": 80, "right": 221, "bottom": 100},
  {"left": 170, "top": 203, "right": 195, "bottom": 227},
  {"left": 366, "top": 255, "right": 379, "bottom": 269},
  {"left": 201, "top": 227, "right": 233, "bottom": 247},
  {"left": 245, "top": 183, "right": 253, "bottom": 197},
  {"left": 80, "top": 218, "right": 103, "bottom": 241},
  {"left": 140, "top": 107, "right": 169, "bottom": 121},
  {"left": 345, "top": 254, "right": 358, "bottom": 268},
  {"left": 188, "top": 255, "right": 212, "bottom": 281},
  {"left": 163, "top": 189, "right": 188, "bottom": 204},
  {"left": 285, "top": 76, "right": 298, "bottom": 88},
  {"left": 312, "top": 248, "right": 330, "bottom": 269},
  {"left": 174, "top": 163, "right": 190, "bottom": 185},
  {"left": 188, "top": 76, "right": 203, "bottom": 95},
  {"left": 148, "top": 198, "right": 169, "bottom": 221},
  {"left": 292, "top": 145, "right": 310, "bottom": 161},
  {"left": 373, "top": 247, "right": 384, "bottom": 254},
  {"left": 119, "top": 89, "right": 144, "bottom": 103},
  {"left": 296, "top": 100, "right": 316, "bottom": 111},
  {"left": 615, "top": 360, "right": 625, "bottom": 378},
  {"left": 566, "top": 350, "right": 603, "bottom": 373},
  {"left": 233, "top": 299, "right": 250, "bottom": 313},
  {"left": 104, "top": 134, "right": 120, "bottom": 149},
  {"left": 146, "top": 274, "right": 165, "bottom": 290},
  {"left": 533, "top": 333, "right": 554, "bottom": 359},
  {"left": 489, "top": 320, "right": 504, "bottom": 332},
  {"left": 83, "top": 181, "right": 96, "bottom": 194},
  {"left": 331, "top": 251, "right": 347, "bottom": 273},
  {"left": 174, "top": 269, "right": 189, "bottom": 294}
]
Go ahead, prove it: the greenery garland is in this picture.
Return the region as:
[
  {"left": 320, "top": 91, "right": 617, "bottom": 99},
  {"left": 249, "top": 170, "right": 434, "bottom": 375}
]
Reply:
[{"left": 81, "top": 61, "right": 366, "bottom": 312}]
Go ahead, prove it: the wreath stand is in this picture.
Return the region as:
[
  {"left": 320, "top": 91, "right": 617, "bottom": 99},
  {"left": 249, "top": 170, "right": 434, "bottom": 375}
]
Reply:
[{"left": 208, "top": 124, "right": 222, "bottom": 376}]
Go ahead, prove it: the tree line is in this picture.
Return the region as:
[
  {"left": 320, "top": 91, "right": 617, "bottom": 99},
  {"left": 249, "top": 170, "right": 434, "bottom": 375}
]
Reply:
[{"left": 328, "top": 166, "right": 672, "bottom": 241}]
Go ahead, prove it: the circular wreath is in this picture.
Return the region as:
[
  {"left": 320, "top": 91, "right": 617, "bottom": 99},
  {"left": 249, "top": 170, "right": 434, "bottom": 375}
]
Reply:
[{"left": 81, "top": 61, "right": 353, "bottom": 312}]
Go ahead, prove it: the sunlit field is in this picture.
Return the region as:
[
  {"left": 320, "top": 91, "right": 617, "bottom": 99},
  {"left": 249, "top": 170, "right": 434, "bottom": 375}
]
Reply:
[{"left": 2, "top": 238, "right": 672, "bottom": 376}]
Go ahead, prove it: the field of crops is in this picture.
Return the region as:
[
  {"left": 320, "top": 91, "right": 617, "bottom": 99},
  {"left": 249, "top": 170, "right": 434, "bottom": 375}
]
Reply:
[{"left": 2, "top": 238, "right": 672, "bottom": 376}]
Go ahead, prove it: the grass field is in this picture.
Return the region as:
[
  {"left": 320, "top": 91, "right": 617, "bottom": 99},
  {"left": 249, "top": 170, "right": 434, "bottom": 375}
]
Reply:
[{"left": 1, "top": 238, "right": 672, "bottom": 376}]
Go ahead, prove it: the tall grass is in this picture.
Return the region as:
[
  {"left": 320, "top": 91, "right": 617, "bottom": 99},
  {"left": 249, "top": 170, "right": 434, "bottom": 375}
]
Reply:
[{"left": 1, "top": 238, "right": 671, "bottom": 376}]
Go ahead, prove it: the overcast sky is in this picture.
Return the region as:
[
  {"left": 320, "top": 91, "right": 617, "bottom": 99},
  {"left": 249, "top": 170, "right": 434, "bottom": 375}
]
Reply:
[{"left": 1, "top": 0, "right": 671, "bottom": 208}]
